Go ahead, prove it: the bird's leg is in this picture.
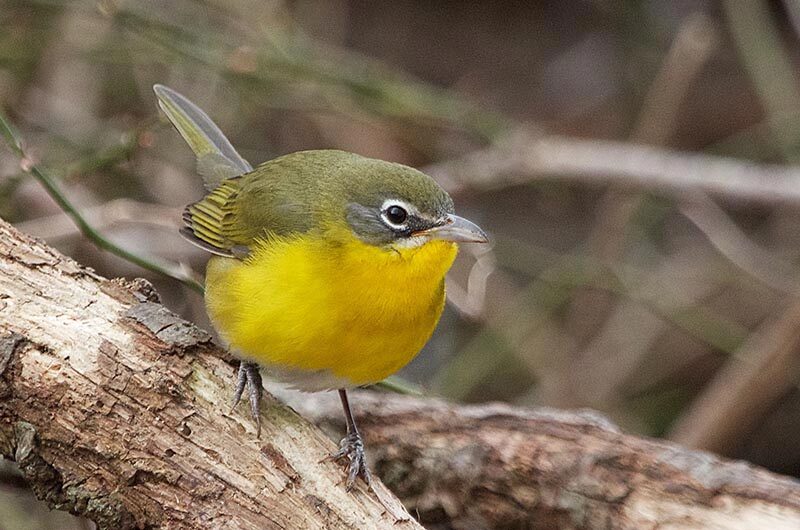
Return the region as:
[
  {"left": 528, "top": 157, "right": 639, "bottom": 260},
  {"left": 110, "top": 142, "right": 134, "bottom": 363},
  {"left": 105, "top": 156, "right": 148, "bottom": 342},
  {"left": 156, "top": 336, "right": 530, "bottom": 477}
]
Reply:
[
  {"left": 331, "top": 389, "right": 372, "bottom": 490},
  {"left": 231, "top": 360, "right": 263, "bottom": 436}
]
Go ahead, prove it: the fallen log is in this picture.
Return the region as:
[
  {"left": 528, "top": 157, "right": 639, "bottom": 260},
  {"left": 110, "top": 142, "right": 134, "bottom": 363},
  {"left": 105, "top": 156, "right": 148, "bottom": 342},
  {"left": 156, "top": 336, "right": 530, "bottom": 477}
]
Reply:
[
  {"left": 277, "top": 387, "right": 800, "bottom": 529},
  {"left": 0, "top": 218, "right": 413, "bottom": 529},
  {"left": 2, "top": 215, "right": 800, "bottom": 529}
]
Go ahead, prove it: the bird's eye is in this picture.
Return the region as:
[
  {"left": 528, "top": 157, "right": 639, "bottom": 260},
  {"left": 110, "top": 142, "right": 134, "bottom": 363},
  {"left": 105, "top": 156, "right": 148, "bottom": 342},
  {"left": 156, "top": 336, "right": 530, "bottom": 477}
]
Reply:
[{"left": 385, "top": 205, "right": 408, "bottom": 225}]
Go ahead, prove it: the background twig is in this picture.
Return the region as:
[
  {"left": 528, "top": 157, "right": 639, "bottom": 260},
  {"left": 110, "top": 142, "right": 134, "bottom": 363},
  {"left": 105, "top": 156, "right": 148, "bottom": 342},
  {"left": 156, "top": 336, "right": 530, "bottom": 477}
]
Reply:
[{"left": 0, "top": 111, "right": 204, "bottom": 293}]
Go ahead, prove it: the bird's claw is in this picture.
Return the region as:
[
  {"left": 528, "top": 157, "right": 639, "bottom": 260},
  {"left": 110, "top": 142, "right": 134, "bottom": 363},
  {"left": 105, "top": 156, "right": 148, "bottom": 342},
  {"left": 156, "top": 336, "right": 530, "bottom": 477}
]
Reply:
[
  {"left": 332, "top": 431, "right": 372, "bottom": 491},
  {"left": 231, "top": 361, "right": 263, "bottom": 436}
]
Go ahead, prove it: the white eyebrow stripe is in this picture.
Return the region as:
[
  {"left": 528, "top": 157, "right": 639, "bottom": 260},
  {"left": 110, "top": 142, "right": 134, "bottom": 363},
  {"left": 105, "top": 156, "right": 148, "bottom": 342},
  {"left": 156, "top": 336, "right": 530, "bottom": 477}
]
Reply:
[{"left": 380, "top": 198, "right": 415, "bottom": 213}]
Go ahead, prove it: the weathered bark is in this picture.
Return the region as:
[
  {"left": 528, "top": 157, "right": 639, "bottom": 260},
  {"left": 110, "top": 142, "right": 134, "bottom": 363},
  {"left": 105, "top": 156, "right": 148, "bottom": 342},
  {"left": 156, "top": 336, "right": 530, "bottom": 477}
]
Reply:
[
  {"left": 3, "top": 218, "right": 800, "bottom": 530},
  {"left": 276, "top": 388, "right": 800, "bottom": 530},
  {"left": 0, "top": 218, "right": 414, "bottom": 529}
]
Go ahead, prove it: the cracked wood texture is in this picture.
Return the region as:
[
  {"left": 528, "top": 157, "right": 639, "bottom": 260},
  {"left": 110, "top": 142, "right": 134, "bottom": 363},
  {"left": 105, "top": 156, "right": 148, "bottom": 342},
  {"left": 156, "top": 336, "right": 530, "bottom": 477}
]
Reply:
[
  {"left": 275, "top": 388, "right": 800, "bottom": 530},
  {"left": 0, "top": 218, "right": 416, "bottom": 529},
  {"left": 3, "top": 218, "right": 800, "bottom": 530}
]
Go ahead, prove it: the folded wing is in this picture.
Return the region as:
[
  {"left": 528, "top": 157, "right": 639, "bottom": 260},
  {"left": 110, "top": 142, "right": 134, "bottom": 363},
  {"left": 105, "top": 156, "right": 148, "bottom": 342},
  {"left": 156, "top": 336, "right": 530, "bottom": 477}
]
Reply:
[{"left": 154, "top": 84, "right": 254, "bottom": 258}]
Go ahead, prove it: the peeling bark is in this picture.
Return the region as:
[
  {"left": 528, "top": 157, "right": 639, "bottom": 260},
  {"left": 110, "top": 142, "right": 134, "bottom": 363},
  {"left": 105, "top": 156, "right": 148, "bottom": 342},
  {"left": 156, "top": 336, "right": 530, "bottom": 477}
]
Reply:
[
  {"left": 276, "top": 389, "right": 800, "bottom": 530},
  {"left": 0, "top": 219, "right": 414, "bottom": 529},
  {"left": 3, "top": 216, "right": 800, "bottom": 529}
]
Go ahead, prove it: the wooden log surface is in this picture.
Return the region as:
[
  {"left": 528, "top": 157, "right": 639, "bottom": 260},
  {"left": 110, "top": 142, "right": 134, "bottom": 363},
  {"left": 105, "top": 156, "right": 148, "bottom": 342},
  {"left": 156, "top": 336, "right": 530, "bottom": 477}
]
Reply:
[
  {"left": 2, "top": 215, "right": 800, "bottom": 529},
  {"left": 0, "top": 218, "right": 414, "bottom": 529},
  {"left": 279, "top": 388, "right": 800, "bottom": 530}
]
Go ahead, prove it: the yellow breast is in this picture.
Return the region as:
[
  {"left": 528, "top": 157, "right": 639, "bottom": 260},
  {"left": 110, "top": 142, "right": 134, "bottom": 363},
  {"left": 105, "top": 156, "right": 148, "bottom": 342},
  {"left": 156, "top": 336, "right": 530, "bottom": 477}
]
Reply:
[{"left": 204, "top": 227, "right": 457, "bottom": 389}]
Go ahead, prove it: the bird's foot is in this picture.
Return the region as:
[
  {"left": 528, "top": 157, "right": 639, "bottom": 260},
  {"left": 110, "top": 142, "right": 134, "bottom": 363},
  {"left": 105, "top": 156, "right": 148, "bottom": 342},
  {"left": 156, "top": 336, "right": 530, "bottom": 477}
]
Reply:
[
  {"left": 231, "top": 361, "right": 263, "bottom": 436},
  {"left": 331, "top": 431, "right": 372, "bottom": 491}
]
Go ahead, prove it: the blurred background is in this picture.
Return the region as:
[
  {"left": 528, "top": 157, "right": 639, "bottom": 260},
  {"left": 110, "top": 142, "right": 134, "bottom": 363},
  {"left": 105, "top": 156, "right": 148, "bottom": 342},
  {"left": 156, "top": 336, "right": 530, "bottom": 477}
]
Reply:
[{"left": 3, "top": 0, "right": 800, "bottom": 527}]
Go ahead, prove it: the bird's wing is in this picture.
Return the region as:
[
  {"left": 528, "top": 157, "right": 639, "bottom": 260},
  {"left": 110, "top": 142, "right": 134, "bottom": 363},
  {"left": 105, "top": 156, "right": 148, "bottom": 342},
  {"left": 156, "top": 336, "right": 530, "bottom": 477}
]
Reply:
[
  {"left": 153, "top": 84, "right": 253, "bottom": 190},
  {"left": 180, "top": 161, "right": 313, "bottom": 259},
  {"left": 180, "top": 177, "right": 253, "bottom": 258}
]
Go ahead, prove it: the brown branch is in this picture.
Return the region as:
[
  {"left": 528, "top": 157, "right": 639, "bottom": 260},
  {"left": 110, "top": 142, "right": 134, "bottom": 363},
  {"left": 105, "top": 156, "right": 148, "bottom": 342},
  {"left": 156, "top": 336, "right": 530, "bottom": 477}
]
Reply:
[
  {"left": 277, "top": 388, "right": 800, "bottom": 530},
  {"left": 429, "top": 129, "right": 800, "bottom": 205},
  {"left": 552, "top": 13, "right": 719, "bottom": 406},
  {"left": 3, "top": 217, "right": 800, "bottom": 529},
  {"left": 13, "top": 199, "right": 182, "bottom": 243},
  {"left": 0, "top": 217, "right": 415, "bottom": 530},
  {"left": 668, "top": 296, "right": 800, "bottom": 454}
]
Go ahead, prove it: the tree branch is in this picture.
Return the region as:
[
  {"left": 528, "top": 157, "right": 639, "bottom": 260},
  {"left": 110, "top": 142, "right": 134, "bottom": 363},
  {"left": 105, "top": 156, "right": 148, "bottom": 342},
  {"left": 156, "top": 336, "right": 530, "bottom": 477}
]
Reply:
[
  {"left": 0, "top": 218, "right": 414, "bottom": 529},
  {"left": 277, "top": 388, "right": 800, "bottom": 530},
  {"left": 0, "top": 111, "right": 203, "bottom": 293},
  {"left": 3, "top": 216, "right": 800, "bottom": 529},
  {"left": 430, "top": 128, "right": 800, "bottom": 205}
]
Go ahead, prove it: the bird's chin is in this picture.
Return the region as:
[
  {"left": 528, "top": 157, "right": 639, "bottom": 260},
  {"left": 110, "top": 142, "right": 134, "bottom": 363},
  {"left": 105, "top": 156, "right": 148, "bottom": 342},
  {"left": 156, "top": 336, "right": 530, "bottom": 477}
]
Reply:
[
  {"left": 390, "top": 234, "right": 432, "bottom": 250},
  {"left": 388, "top": 236, "right": 458, "bottom": 259}
]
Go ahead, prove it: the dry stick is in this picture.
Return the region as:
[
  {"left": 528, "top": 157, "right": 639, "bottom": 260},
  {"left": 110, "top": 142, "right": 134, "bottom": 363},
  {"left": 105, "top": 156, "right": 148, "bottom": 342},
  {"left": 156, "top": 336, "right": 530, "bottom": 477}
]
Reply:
[
  {"left": 0, "top": 112, "right": 204, "bottom": 293},
  {"left": 668, "top": 296, "right": 800, "bottom": 454},
  {"left": 549, "top": 14, "right": 720, "bottom": 406},
  {"left": 274, "top": 386, "right": 800, "bottom": 530},
  {"left": 427, "top": 131, "right": 800, "bottom": 204},
  {"left": 0, "top": 218, "right": 415, "bottom": 530},
  {"left": 2, "top": 214, "right": 800, "bottom": 529},
  {"left": 667, "top": 0, "right": 800, "bottom": 455},
  {"left": 678, "top": 193, "right": 800, "bottom": 294}
]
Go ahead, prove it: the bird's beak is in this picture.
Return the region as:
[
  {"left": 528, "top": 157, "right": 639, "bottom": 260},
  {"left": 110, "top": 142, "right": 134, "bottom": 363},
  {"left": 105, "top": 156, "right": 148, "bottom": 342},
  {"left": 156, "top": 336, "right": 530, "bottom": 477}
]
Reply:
[{"left": 421, "top": 214, "right": 489, "bottom": 243}]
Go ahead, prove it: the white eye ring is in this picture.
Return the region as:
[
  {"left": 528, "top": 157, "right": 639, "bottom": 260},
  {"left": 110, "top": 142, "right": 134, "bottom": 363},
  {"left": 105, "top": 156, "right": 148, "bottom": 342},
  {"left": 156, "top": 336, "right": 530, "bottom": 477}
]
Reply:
[{"left": 380, "top": 199, "right": 412, "bottom": 228}]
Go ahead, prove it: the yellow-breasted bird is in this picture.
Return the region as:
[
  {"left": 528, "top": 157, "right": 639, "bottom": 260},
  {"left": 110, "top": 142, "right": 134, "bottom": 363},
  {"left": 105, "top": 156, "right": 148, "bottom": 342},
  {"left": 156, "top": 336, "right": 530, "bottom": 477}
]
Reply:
[{"left": 153, "top": 84, "right": 488, "bottom": 488}]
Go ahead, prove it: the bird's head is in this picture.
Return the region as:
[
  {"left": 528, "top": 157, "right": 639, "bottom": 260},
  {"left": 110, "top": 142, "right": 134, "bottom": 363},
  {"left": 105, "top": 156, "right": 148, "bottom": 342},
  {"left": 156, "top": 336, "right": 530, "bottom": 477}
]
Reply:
[{"left": 339, "top": 157, "right": 488, "bottom": 251}]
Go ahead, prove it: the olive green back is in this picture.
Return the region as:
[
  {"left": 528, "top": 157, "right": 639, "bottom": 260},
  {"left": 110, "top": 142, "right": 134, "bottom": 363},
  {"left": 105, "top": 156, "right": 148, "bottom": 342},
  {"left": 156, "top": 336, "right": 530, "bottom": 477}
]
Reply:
[{"left": 181, "top": 149, "right": 452, "bottom": 256}]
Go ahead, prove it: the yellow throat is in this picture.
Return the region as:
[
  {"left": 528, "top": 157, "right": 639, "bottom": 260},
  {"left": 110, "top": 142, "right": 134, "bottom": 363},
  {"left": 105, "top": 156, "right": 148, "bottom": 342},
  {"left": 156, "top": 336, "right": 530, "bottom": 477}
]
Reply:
[{"left": 204, "top": 227, "right": 458, "bottom": 390}]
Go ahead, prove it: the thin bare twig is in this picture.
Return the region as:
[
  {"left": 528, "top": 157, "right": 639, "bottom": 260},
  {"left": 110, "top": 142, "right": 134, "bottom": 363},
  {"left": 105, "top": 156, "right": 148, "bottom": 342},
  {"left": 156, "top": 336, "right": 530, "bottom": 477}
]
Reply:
[
  {"left": 678, "top": 193, "right": 800, "bottom": 294},
  {"left": 668, "top": 296, "right": 800, "bottom": 454},
  {"left": 14, "top": 198, "right": 181, "bottom": 241},
  {"left": 722, "top": 0, "right": 800, "bottom": 162},
  {"left": 0, "top": 111, "right": 204, "bottom": 293},
  {"left": 428, "top": 130, "right": 800, "bottom": 205}
]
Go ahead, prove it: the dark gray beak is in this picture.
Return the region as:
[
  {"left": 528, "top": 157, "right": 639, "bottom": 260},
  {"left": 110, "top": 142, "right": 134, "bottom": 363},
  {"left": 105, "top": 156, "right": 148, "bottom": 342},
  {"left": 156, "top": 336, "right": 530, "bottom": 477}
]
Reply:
[{"left": 424, "top": 214, "right": 489, "bottom": 243}]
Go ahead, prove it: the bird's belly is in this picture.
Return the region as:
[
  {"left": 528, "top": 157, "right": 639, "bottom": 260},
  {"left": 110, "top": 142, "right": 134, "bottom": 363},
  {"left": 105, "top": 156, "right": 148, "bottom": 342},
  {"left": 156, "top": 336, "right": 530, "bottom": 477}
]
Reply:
[{"left": 204, "top": 235, "right": 456, "bottom": 389}]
